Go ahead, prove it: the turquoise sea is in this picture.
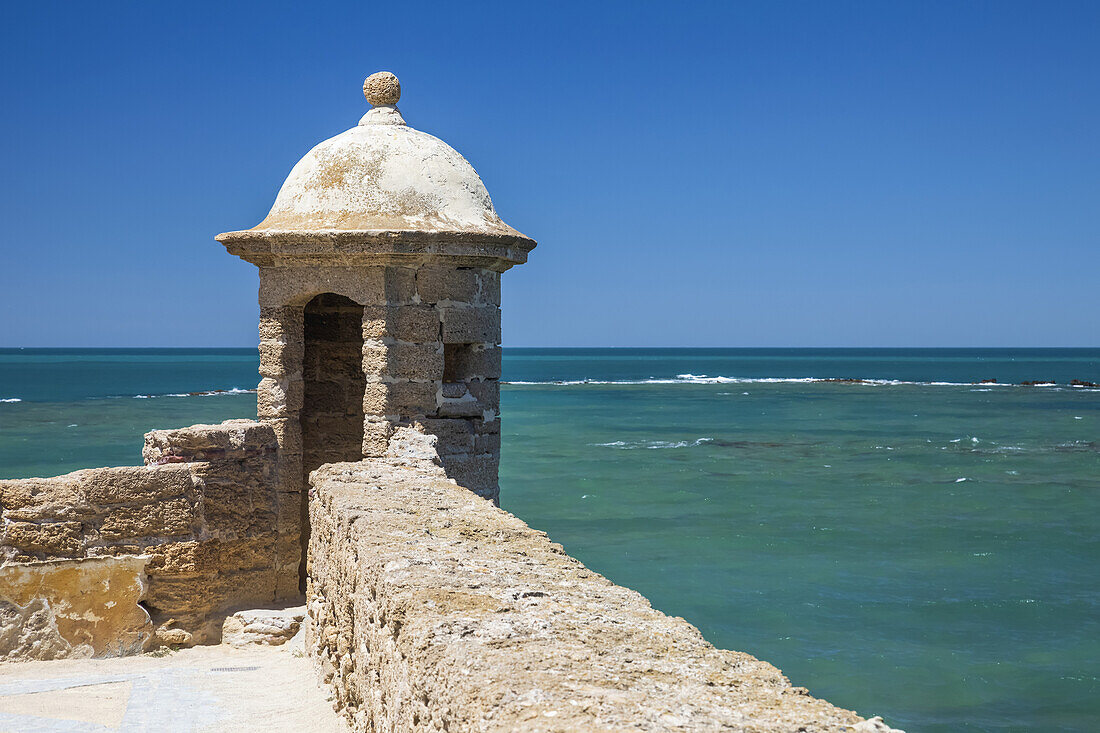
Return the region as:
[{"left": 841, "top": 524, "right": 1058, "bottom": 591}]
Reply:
[{"left": 2, "top": 348, "right": 1098, "bottom": 731}]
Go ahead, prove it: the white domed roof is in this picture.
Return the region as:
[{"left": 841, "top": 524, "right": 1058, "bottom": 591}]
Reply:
[
  {"left": 227, "top": 73, "right": 530, "bottom": 243},
  {"left": 254, "top": 123, "right": 520, "bottom": 236}
]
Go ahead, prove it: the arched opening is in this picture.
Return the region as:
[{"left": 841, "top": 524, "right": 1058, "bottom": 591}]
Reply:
[{"left": 301, "top": 293, "right": 366, "bottom": 587}]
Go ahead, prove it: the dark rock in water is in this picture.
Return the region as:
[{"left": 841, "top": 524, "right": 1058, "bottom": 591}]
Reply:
[
  {"left": 1020, "top": 380, "right": 1057, "bottom": 386},
  {"left": 978, "top": 378, "right": 998, "bottom": 384},
  {"left": 1070, "top": 379, "right": 1098, "bottom": 388}
]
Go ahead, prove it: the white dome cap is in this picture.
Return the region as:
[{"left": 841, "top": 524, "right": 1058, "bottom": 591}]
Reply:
[{"left": 219, "top": 72, "right": 534, "bottom": 255}]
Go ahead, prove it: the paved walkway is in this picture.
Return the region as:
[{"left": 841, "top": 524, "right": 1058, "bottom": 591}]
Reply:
[{"left": 0, "top": 640, "right": 348, "bottom": 733}]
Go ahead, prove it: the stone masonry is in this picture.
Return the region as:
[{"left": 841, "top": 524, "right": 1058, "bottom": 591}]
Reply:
[
  {"left": 306, "top": 451, "right": 886, "bottom": 732},
  {"left": 1, "top": 420, "right": 281, "bottom": 647},
  {"left": 220, "top": 72, "right": 535, "bottom": 592}
]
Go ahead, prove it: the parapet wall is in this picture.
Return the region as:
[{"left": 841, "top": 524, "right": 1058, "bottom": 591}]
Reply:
[
  {"left": 0, "top": 419, "right": 286, "bottom": 649},
  {"left": 307, "top": 456, "right": 878, "bottom": 732}
]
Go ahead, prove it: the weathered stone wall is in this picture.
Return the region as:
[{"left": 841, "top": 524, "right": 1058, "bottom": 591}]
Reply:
[
  {"left": 0, "top": 556, "right": 152, "bottom": 660},
  {"left": 306, "top": 454, "right": 878, "bottom": 732},
  {"left": 359, "top": 265, "right": 502, "bottom": 501},
  {"left": 0, "top": 419, "right": 285, "bottom": 648},
  {"left": 256, "top": 263, "right": 503, "bottom": 512}
]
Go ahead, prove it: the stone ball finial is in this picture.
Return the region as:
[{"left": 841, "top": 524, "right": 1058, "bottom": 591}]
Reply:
[{"left": 363, "top": 72, "right": 401, "bottom": 107}]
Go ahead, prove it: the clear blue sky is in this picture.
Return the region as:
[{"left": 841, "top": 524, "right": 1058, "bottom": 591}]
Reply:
[{"left": 1, "top": 1, "right": 1096, "bottom": 347}]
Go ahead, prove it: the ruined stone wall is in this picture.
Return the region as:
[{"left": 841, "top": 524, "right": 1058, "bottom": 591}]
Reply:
[
  {"left": 306, "top": 456, "right": 874, "bottom": 732},
  {"left": 0, "top": 419, "right": 284, "bottom": 648}
]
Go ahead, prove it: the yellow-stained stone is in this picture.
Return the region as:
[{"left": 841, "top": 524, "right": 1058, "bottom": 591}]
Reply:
[{"left": 0, "top": 556, "right": 153, "bottom": 660}]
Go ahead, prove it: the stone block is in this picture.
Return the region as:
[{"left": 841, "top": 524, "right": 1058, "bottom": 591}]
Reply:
[
  {"left": 384, "top": 267, "right": 418, "bottom": 304},
  {"left": 201, "top": 535, "right": 278, "bottom": 574},
  {"left": 445, "top": 344, "right": 501, "bottom": 380},
  {"left": 387, "top": 343, "right": 444, "bottom": 381},
  {"left": 144, "top": 573, "right": 219, "bottom": 622},
  {"left": 99, "top": 498, "right": 194, "bottom": 542},
  {"left": 477, "top": 270, "right": 501, "bottom": 305},
  {"left": 439, "top": 453, "right": 500, "bottom": 494},
  {"left": 414, "top": 418, "right": 475, "bottom": 455},
  {"left": 467, "top": 380, "right": 500, "bottom": 411},
  {"left": 363, "top": 418, "right": 394, "bottom": 457},
  {"left": 257, "top": 377, "right": 303, "bottom": 418},
  {"left": 440, "top": 381, "right": 468, "bottom": 399},
  {"left": 363, "top": 381, "right": 438, "bottom": 417},
  {"left": 143, "top": 541, "right": 201, "bottom": 575},
  {"left": 212, "top": 568, "right": 280, "bottom": 612},
  {"left": 162, "top": 497, "right": 196, "bottom": 536},
  {"left": 0, "top": 557, "right": 153, "bottom": 661},
  {"left": 3, "top": 521, "right": 84, "bottom": 557},
  {"left": 142, "top": 421, "right": 276, "bottom": 465},
  {"left": 0, "top": 475, "right": 84, "bottom": 513},
  {"left": 222, "top": 606, "right": 305, "bottom": 647},
  {"left": 362, "top": 342, "right": 442, "bottom": 380},
  {"left": 361, "top": 343, "right": 388, "bottom": 378},
  {"left": 417, "top": 267, "right": 479, "bottom": 304},
  {"left": 362, "top": 305, "right": 440, "bottom": 343},
  {"left": 82, "top": 466, "right": 194, "bottom": 507},
  {"left": 304, "top": 449, "right": 361, "bottom": 475},
  {"left": 474, "top": 416, "right": 501, "bottom": 434},
  {"left": 201, "top": 482, "right": 265, "bottom": 538},
  {"left": 266, "top": 417, "right": 303, "bottom": 454},
  {"left": 259, "top": 339, "right": 304, "bottom": 379},
  {"left": 258, "top": 306, "right": 304, "bottom": 343},
  {"left": 275, "top": 452, "right": 303, "bottom": 494},
  {"left": 473, "top": 431, "right": 501, "bottom": 455},
  {"left": 276, "top": 533, "right": 304, "bottom": 581},
  {"left": 276, "top": 496, "right": 303, "bottom": 536},
  {"left": 310, "top": 344, "right": 366, "bottom": 383},
  {"left": 442, "top": 307, "right": 501, "bottom": 345},
  {"left": 437, "top": 393, "right": 482, "bottom": 418},
  {"left": 301, "top": 414, "right": 364, "bottom": 444},
  {"left": 258, "top": 266, "right": 384, "bottom": 308},
  {"left": 275, "top": 564, "right": 302, "bottom": 600}
]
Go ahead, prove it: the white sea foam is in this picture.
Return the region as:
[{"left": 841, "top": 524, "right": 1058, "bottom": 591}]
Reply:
[
  {"left": 131, "top": 388, "right": 256, "bottom": 399},
  {"left": 0, "top": 397, "right": 21, "bottom": 403},
  {"left": 502, "top": 375, "right": 1069, "bottom": 388},
  {"left": 591, "top": 438, "right": 713, "bottom": 450}
]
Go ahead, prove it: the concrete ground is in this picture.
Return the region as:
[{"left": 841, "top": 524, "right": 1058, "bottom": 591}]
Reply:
[{"left": 0, "top": 639, "right": 348, "bottom": 733}]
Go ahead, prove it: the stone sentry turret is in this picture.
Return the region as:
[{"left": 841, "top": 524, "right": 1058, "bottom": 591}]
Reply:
[{"left": 218, "top": 72, "right": 535, "bottom": 586}]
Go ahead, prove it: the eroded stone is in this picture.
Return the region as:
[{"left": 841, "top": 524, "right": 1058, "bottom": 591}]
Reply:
[{"left": 0, "top": 556, "right": 153, "bottom": 661}]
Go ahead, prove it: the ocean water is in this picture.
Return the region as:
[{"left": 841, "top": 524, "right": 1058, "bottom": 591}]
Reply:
[{"left": 2, "top": 348, "right": 1098, "bottom": 731}]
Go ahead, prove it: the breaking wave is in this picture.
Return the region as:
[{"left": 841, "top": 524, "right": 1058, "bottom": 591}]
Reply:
[
  {"left": 0, "top": 397, "right": 22, "bottom": 403},
  {"left": 591, "top": 438, "right": 713, "bottom": 450},
  {"left": 505, "top": 375, "right": 1100, "bottom": 389},
  {"left": 129, "top": 388, "right": 256, "bottom": 399}
]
